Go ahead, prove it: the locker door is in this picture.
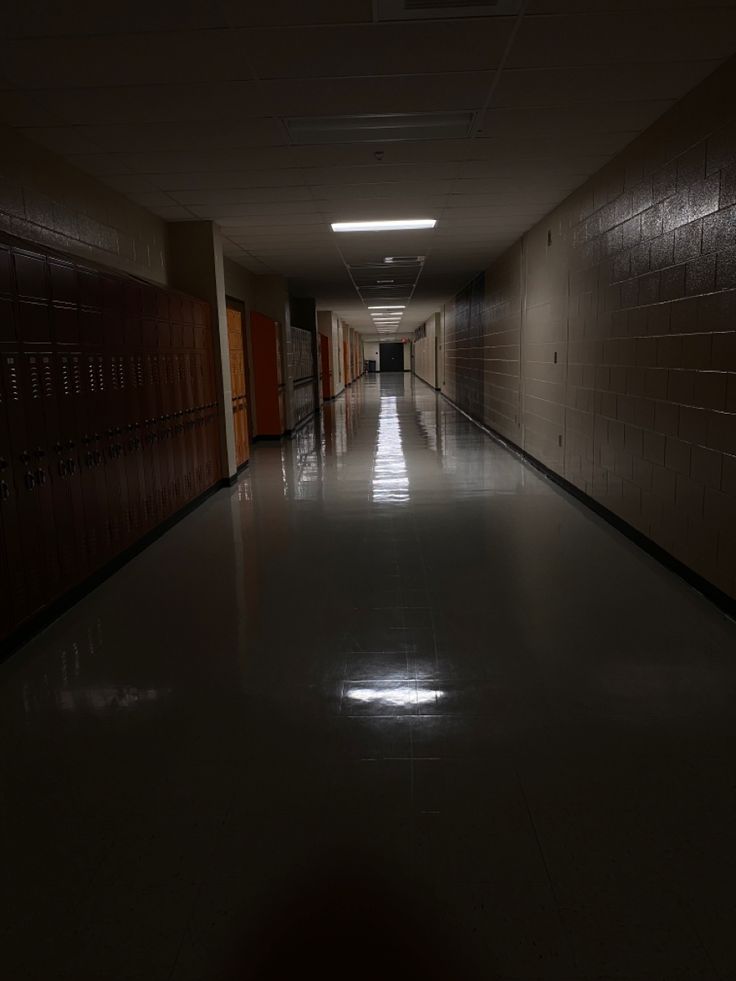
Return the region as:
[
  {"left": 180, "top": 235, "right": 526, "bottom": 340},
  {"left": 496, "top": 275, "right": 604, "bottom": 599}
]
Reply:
[
  {"left": 102, "top": 276, "right": 129, "bottom": 550},
  {"left": 227, "top": 306, "right": 249, "bottom": 468},
  {"left": 2, "top": 353, "right": 51, "bottom": 618},
  {"left": 79, "top": 272, "right": 111, "bottom": 570},
  {"left": 170, "top": 296, "right": 187, "bottom": 510},
  {"left": 124, "top": 283, "right": 146, "bottom": 536},
  {"left": 56, "top": 351, "right": 88, "bottom": 581},
  {"left": 0, "top": 246, "right": 16, "bottom": 355},
  {"left": 23, "top": 348, "right": 65, "bottom": 600},
  {"left": 185, "top": 352, "right": 200, "bottom": 498},
  {"left": 0, "top": 364, "right": 26, "bottom": 633},
  {"left": 157, "top": 307, "right": 176, "bottom": 517},
  {"left": 201, "top": 308, "right": 220, "bottom": 487},
  {"left": 80, "top": 345, "right": 111, "bottom": 571},
  {"left": 143, "top": 330, "right": 163, "bottom": 526}
]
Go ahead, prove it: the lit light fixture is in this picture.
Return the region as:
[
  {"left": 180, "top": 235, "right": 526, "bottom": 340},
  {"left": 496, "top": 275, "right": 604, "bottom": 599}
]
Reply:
[
  {"left": 377, "top": 279, "right": 394, "bottom": 284},
  {"left": 331, "top": 219, "right": 436, "bottom": 233},
  {"left": 369, "top": 305, "right": 405, "bottom": 310}
]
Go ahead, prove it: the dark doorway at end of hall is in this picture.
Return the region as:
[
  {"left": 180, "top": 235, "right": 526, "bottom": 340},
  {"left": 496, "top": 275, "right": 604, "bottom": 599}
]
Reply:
[{"left": 379, "top": 342, "right": 405, "bottom": 372}]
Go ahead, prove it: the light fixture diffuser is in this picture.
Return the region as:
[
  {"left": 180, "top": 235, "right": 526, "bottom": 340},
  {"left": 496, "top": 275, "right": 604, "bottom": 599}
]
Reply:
[
  {"left": 331, "top": 219, "right": 436, "bottom": 233},
  {"left": 369, "top": 305, "right": 405, "bottom": 310}
]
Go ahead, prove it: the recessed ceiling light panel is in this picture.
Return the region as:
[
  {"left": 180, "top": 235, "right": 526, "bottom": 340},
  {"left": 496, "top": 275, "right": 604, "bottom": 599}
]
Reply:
[{"left": 332, "top": 220, "right": 436, "bottom": 233}]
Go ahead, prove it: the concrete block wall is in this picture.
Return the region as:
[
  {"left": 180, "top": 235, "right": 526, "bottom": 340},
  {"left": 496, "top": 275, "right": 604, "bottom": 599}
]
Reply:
[
  {"left": 442, "top": 58, "right": 736, "bottom": 600},
  {"left": 0, "top": 124, "right": 167, "bottom": 283},
  {"left": 413, "top": 313, "right": 438, "bottom": 388}
]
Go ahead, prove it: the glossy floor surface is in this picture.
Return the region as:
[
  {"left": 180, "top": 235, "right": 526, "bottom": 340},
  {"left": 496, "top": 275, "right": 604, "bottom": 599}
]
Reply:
[{"left": 2, "top": 374, "right": 736, "bottom": 981}]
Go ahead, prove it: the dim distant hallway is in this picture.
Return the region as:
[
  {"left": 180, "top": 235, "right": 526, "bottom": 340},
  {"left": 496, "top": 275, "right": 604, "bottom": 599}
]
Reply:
[{"left": 2, "top": 372, "right": 736, "bottom": 980}]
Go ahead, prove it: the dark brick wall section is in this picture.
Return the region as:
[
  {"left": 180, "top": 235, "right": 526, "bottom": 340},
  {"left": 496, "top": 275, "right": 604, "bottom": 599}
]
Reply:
[{"left": 442, "top": 58, "right": 736, "bottom": 600}]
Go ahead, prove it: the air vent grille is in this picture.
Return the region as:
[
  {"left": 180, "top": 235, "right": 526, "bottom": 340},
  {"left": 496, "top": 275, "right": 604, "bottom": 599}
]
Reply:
[{"left": 376, "top": 0, "right": 520, "bottom": 18}]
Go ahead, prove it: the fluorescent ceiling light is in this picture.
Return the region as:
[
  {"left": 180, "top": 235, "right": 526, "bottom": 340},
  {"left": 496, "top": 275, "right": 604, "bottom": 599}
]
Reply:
[
  {"left": 369, "top": 305, "right": 405, "bottom": 310},
  {"left": 331, "top": 219, "right": 436, "bottom": 233}
]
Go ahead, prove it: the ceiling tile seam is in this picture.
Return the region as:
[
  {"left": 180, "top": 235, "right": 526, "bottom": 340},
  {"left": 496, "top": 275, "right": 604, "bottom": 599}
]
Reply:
[{"left": 221, "top": 235, "right": 279, "bottom": 276}]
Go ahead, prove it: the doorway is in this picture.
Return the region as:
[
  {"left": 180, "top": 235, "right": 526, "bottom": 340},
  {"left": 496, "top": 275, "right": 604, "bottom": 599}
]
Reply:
[{"left": 380, "top": 342, "right": 404, "bottom": 372}]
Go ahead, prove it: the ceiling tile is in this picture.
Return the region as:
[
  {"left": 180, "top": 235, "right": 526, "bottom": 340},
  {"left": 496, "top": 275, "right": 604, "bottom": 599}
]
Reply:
[
  {"left": 493, "top": 61, "right": 721, "bottom": 107},
  {"left": 509, "top": 11, "right": 736, "bottom": 67},
  {"left": 246, "top": 20, "right": 514, "bottom": 78}
]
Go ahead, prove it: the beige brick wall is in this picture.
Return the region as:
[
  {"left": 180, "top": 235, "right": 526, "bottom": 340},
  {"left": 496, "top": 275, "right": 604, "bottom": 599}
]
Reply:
[
  {"left": 443, "top": 58, "right": 736, "bottom": 600},
  {"left": 414, "top": 313, "right": 437, "bottom": 388},
  {"left": 0, "top": 124, "right": 167, "bottom": 283}
]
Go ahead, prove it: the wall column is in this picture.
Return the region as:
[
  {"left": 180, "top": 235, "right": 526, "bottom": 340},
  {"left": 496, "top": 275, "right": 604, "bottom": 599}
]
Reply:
[{"left": 167, "top": 220, "right": 236, "bottom": 479}]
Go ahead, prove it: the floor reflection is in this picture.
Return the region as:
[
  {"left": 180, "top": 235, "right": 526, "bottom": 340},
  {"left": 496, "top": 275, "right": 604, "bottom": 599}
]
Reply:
[{"left": 1, "top": 374, "right": 736, "bottom": 981}]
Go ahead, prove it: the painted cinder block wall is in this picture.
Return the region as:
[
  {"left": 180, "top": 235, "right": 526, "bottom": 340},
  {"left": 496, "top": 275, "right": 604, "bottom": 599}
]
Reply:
[
  {"left": 0, "top": 124, "right": 168, "bottom": 283},
  {"left": 442, "top": 58, "right": 736, "bottom": 600}
]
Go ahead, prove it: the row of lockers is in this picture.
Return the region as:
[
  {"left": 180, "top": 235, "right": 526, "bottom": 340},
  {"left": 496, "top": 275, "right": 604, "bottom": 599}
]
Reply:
[
  {"left": 291, "top": 326, "right": 317, "bottom": 428},
  {"left": 0, "top": 238, "right": 222, "bottom": 643}
]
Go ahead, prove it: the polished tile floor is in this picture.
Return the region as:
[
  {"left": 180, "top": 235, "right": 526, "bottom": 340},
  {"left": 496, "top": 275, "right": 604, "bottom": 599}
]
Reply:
[{"left": 2, "top": 373, "right": 736, "bottom": 980}]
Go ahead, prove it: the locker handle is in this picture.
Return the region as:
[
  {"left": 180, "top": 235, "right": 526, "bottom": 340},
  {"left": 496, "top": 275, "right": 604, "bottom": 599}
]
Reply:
[
  {"left": 36, "top": 468, "right": 47, "bottom": 485},
  {"left": 0, "top": 480, "right": 9, "bottom": 501},
  {"left": 24, "top": 471, "right": 36, "bottom": 490},
  {"left": 58, "top": 459, "right": 67, "bottom": 477}
]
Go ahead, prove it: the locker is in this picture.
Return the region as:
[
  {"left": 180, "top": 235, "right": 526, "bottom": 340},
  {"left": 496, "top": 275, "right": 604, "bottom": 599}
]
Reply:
[
  {"left": 2, "top": 353, "right": 53, "bottom": 617},
  {"left": 55, "top": 351, "right": 88, "bottom": 579},
  {"left": 227, "top": 306, "right": 249, "bottom": 468},
  {"left": 0, "top": 364, "right": 27, "bottom": 629},
  {"left": 0, "top": 295, "right": 16, "bottom": 351},
  {"left": 250, "top": 311, "right": 285, "bottom": 438},
  {"left": 14, "top": 251, "right": 48, "bottom": 301},
  {"left": 17, "top": 302, "right": 51, "bottom": 345},
  {"left": 49, "top": 259, "right": 77, "bottom": 306},
  {"left": 0, "top": 235, "right": 219, "bottom": 643}
]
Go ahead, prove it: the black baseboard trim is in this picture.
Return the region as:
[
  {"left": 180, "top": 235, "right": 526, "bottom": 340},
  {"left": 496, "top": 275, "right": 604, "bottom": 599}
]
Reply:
[
  {"left": 435, "top": 386, "right": 736, "bottom": 622},
  {"left": 0, "top": 477, "right": 231, "bottom": 663}
]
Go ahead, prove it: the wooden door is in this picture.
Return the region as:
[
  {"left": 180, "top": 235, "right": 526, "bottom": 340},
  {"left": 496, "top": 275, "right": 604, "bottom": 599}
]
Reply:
[
  {"left": 226, "top": 307, "right": 249, "bottom": 468},
  {"left": 320, "top": 334, "right": 331, "bottom": 400}
]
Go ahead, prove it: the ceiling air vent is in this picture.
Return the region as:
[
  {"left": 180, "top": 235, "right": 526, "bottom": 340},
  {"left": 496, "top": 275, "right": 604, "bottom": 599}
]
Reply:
[
  {"left": 376, "top": 0, "right": 521, "bottom": 19},
  {"left": 287, "top": 111, "right": 474, "bottom": 145}
]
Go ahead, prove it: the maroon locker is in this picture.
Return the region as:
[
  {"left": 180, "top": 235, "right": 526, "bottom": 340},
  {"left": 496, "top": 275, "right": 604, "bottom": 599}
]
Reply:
[
  {"left": 0, "top": 247, "right": 16, "bottom": 354},
  {"left": 123, "top": 282, "right": 145, "bottom": 537},
  {"left": 1, "top": 236, "right": 219, "bottom": 643},
  {"left": 102, "top": 275, "right": 130, "bottom": 551},
  {"left": 25, "top": 349, "right": 69, "bottom": 594},
  {"left": 2, "top": 352, "right": 50, "bottom": 619},
  {"left": 55, "top": 351, "right": 88, "bottom": 580},
  {"left": 0, "top": 365, "right": 26, "bottom": 631}
]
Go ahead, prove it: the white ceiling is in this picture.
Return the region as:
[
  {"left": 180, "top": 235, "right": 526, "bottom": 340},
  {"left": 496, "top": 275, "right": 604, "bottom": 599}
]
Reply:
[{"left": 1, "top": 0, "right": 735, "bottom": 331}]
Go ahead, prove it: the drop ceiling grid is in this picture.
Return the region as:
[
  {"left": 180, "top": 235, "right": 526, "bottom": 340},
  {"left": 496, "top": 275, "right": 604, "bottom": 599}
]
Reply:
[{"left": 1, "top": 3, "right": 735, "bottom": 329}]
